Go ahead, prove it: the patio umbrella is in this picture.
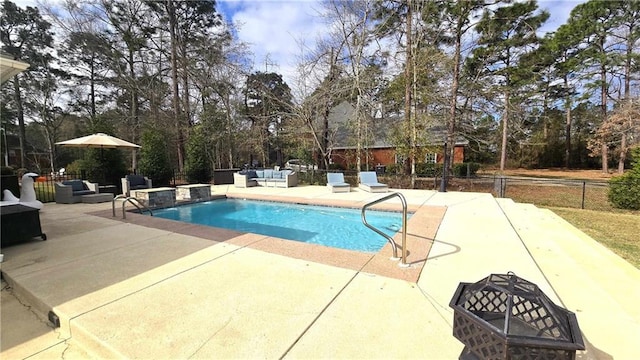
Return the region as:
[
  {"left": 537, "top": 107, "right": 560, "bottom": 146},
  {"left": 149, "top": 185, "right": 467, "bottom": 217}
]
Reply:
[
  {"left": 55, "top": 133, "right": 141, "bottom": 177},
  {"left": 55, "top": 133, "right": 141, "bottom": 149}
]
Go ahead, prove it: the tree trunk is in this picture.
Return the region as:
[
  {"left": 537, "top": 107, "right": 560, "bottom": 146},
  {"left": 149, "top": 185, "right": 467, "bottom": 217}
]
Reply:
[
  {"left": 127, "top": 47, "right": 140, "bottom": 172},
  {"left": 167, "top": 0, "right": 184, "bottom": 171},
  {"left": 618, "top": 133, "right": 627, "bottom": 174},
  {"left": 355, "top": 94, "right": 362, "bottom": 172},
  {"left": 222, "top": 93, "right": 234, "bottom": 168},
  {"left": 617, "top": 31, "right": 633, "bottom": 173},
  {"left": 90, "top": 55, "right": 96, "bottom": 125},
  {"left": 12, "top": 78, "right": 27, "bottom": 168},
  {"left": 181, "top": 43, "right": 191, "bottom": 127},
  {"left": 404, "top": 0, "right": 413, "bottom": 177},
  {"left": 564, "top": 75, "right": 572, "bottom": 169},
  {"left": 600, "top": 44, "right": 608, "bottom": 174},
  {"left": 447, "top": 21, "right": 461, "bottom": 179},
  {"left": 500, "top": 90, "right": 509, "bottom": 171},
  {"left": 321, "top": 48, "right": 336, "bottom": 171}
]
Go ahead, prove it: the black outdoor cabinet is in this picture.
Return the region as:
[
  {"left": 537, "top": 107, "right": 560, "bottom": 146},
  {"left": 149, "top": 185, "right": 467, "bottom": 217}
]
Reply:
[{"left": 1, "top": 204, "right": 47, "bottom": 247}]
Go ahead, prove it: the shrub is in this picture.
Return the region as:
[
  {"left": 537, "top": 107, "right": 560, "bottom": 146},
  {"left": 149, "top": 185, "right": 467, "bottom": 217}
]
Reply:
[
  {"left": 65, "top": 160, "right": 84, "bottom": 176},
  {"left": 453, "top": 162, "right": 481, "bottom": 177},
  {"left": 185, "top": 125, "right": 211, "bottom": 184},
  {"left": 83, "top": 147, "right": 127, "bottom": 185},
  {"left": 608, "top": 147, "right": 640, "bottom": 210},
  {"left": 140, "top": 128, "right": 173, "bottom": 186},
  {"left": 385, "top": 163, "right": 403, "bottom": 174},
  {"left": 415, "top": 163, "right": 443, "bottom": 177}
]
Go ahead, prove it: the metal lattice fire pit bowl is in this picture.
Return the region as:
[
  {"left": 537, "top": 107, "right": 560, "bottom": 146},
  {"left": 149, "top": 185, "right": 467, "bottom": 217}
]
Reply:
[{"left": 449, "top": 273, "right": 585, "bottom": 360}]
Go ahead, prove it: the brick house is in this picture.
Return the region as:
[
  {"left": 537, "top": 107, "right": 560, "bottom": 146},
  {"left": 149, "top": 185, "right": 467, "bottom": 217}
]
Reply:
[{"left": 326, "top": 101, "right": 468, "bottom": 169}]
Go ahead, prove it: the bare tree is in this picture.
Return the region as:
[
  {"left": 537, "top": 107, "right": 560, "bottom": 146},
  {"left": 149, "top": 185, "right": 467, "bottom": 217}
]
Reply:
[{"left": 588, "top": 99, "right": 640, "bottom": 173}]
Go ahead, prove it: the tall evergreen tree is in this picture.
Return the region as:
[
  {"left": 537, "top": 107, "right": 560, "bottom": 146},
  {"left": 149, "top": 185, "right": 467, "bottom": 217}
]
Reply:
[
  {"left": 471, "top": 0, "right": 549, "bottom": 171},
  {"left": 243, "top": 72, "right": 293, "bottom": 167},
  {"left": 565, "top": 0, "right": 620, "bottom": 173},
  {"left": 0, "top": 0, "right": 54, "bottom": 168}
]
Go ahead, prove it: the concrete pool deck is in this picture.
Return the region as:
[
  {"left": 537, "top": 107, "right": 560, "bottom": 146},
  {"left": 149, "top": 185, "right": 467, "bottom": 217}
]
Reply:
[{"left": 1, "top": 185, "right": 638, "bottom": 359}]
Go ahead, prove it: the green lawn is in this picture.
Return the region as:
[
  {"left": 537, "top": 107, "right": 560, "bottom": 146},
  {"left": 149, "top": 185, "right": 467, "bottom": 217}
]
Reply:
[{"left": 549, "top": 207, "right": 640, "bottom": 269}]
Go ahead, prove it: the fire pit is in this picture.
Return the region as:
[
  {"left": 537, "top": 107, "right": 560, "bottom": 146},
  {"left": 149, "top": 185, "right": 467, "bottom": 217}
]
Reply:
[{"left": 449, "top": 273, "right": 584, "bottom": 360}]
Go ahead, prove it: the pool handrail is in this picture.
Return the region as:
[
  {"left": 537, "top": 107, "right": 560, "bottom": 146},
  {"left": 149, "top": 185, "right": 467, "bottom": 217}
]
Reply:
[
  {"left": 361, "top": 192, "right": 409, "bottom": 267},
  {"left": 112, "top": 194, "right": 153, "bottom": 219}
]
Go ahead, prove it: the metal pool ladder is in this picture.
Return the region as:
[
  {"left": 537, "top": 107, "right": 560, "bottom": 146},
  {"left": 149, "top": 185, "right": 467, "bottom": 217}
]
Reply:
[
  {"left": 361, "top": 192, "right": 409, "bottom": 267},
  {"left": 112, "top": 194, "right": 153, "bottom": 219}
]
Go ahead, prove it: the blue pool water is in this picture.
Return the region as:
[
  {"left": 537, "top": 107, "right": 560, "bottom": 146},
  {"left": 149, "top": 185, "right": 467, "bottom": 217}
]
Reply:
[{"left": 153, "top": 199, "right": 409, "bottom": 252}]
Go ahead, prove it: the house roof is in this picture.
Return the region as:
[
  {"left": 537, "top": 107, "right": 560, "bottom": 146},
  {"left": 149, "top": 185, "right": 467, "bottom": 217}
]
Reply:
[
  {"left": 327, "top": 101, "right": 468, "bottom": 150},
  {"left": 0, "top": 53, "right": 30, "bottom": 85}
]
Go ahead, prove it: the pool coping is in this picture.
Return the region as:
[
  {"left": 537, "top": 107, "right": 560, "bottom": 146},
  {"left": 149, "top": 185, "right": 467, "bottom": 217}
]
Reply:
[{"left": 91, "top": 193, "right": 446, "bottom": 283}]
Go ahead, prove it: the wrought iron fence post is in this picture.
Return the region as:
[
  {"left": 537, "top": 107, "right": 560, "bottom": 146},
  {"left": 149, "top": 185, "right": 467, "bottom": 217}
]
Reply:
[
  {"left": 493, "top": 175, "right": 506, "bottom": 198},
  {"left": 439, "top": 142, "right": 448, "bottom": 192},
  {"left": 582, "top": 181, "right": 586, "bottom": 209}
]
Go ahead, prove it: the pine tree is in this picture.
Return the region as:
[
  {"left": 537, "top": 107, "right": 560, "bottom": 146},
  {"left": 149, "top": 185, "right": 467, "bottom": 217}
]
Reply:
[{"left": 471, "top": 0, "right": 549, "bottom": 171}]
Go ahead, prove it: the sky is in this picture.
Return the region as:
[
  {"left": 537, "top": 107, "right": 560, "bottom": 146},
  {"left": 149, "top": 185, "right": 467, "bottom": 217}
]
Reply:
[
  {"left": 218, "top": 0, "right": 586, "bottom": 90},
  {"left": 15, "top": 0, "right": 587, "bottom": 89}
]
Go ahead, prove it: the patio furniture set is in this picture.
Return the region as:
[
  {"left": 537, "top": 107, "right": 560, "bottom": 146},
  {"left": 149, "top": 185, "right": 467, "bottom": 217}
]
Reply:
[
  {"left": 54, "top": 174, "right": 213, "bottom": 209},
  {"left": 233, "top": 169, "right": 388, "bottom": 193},
  {"left": 53, "top": 169, "right": 388, "bottom": 208},
  {"left": 233, "top": 169, "right": 298, "bottom": 188}
]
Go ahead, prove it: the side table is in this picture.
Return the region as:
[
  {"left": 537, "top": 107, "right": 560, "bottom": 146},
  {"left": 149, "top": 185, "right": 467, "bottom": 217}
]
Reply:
[{"left": 1, "top": 204, "right": 46, "bottom": 246}]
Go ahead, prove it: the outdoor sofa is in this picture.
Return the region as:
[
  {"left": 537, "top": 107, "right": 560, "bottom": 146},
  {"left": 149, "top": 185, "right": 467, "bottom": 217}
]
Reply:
[
  {"left": 121, "top": 174, "right": 153, "bottom": 196},
  {"left": 54, "top": 180, "right": 99, "bottom": 204},
  {"left": 234, "top": 169, "right": 298, "bottom": 188}
]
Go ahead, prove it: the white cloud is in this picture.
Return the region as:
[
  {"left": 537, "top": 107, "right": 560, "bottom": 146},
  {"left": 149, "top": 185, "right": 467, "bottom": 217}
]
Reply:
[
  {"left": 538, "top": 0, "right": 586, "bottom": 34},
  {"left": 15, "top": 0, "right": 587, "bottom": 95},
  {"left": 221, "top": 0, "right": 587, "bottom": 93},
  {"left": 220, "top": 0, "right": 329, "bottom": 91}
]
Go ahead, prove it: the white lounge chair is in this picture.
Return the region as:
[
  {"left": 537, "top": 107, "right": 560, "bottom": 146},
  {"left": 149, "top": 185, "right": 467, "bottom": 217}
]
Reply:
[
  {"left": 326, "top": 173, "right": 350, "bottom": 193},
  {"left": 358, "top": 171, "right": 388, "bottom": 193}
]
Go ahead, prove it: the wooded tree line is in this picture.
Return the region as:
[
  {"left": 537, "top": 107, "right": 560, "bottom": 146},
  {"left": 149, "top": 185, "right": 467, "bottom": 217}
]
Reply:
[{"left": 1, "top": 0, "right": 638, "bottom": 179}]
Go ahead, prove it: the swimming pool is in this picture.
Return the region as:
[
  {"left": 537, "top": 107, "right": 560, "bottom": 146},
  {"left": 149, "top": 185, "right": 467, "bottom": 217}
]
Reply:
[{"left": 153, "top": 199, "right": 409, "bottom": 252}]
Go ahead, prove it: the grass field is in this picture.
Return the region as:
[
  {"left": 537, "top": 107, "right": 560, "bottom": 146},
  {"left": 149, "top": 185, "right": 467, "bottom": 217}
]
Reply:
[{"left": 549, "top": 207, "right": 640, "bottom": 269}]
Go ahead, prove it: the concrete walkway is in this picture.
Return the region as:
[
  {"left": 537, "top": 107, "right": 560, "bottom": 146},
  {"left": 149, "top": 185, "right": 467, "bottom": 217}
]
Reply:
[{"left": 1, "top": 185, "right": 638, "bottom": 359}]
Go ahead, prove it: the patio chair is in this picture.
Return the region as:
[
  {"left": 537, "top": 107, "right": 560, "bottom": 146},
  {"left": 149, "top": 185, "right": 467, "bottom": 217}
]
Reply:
[
  {"left": 121, "top": 174, "right": 152, "bottom": 197},
  {"left": 54, "top": 179, "right": 99, "bottom": 204},
  {"left": 326, "top": 172, "right": 350, "bottom": 193},
  {"left": 358, "top": 171, "right": 388, "bottom": 193}
]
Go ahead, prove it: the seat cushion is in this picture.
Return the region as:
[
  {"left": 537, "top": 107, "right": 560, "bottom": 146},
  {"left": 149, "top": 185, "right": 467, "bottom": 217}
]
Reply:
[
  {"left": 127, "top": 175, "right": 146, "bottom": 187},
  {"left": 63, "top": 180, "right": 86, "bottom": 192}
]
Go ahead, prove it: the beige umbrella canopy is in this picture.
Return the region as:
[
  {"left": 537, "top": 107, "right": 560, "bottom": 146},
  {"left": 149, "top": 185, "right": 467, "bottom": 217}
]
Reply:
[
  {"left": 55, "top": 133, "right": 141, "bottom": 175},
  {"left": 55, "top": 133, "right": 140, "bottom": 149}
]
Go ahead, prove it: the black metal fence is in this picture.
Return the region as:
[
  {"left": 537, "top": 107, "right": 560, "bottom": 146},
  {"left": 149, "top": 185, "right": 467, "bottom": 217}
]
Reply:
[
  {"left": 20, "top": 167, "right": 623, "bottom": 212},
  {"left": 298, "top": 169, "right": 618, "bottom": 212},
  {"left": 484, "top": 176, "right": 612, "bottom": 211}
]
